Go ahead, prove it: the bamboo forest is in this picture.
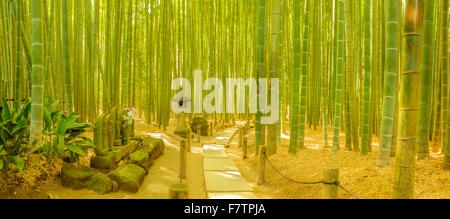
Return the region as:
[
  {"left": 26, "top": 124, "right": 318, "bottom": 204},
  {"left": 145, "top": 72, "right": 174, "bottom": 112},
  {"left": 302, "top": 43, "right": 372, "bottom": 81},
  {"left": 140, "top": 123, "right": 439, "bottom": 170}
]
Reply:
[{"left": 0, "top": 0, "right": 449, "bottom": 201}]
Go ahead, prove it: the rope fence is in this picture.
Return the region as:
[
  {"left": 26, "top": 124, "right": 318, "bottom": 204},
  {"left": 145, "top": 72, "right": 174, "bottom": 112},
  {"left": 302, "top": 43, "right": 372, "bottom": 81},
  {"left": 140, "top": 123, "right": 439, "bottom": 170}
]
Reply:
[{"left": 263, "top": 153, "right": 361, "bottom": 199}]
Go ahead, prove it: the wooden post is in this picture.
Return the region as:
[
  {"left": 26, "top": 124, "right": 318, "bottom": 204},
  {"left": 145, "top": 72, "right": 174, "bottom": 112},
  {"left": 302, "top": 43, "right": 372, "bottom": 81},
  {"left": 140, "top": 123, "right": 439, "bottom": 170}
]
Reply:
[
  {"left": 323, "top": 166, "right": 339, "bottom": 199},
  {"left": 169, "top": 184, "right": 189, "bottom": 199},
  {"left": 239, "top": 127, "right": 243, "bottom": 148},
  {"left": 243, "top": 136, "right": 248, "bottom": 159},
  {"left": 209, "top": 122, "right": 214, "bottom": 137},
  {"left": 187, "top": 128, "right": 192, "bottom": 152},
  {"left": 257, "top": 146, "right": 267, "bottom": 185},
  {"left": 179, "top": 140, "right": 187, "bottom": 179},
  {"left": 197, "top": 126, "right": 201, "bottom": 143}
]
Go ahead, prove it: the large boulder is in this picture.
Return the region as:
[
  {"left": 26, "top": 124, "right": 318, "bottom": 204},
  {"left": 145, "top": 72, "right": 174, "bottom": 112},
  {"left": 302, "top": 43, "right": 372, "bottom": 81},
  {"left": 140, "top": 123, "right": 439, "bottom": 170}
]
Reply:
[
  {"left": 61, "top": 164, "right": 96, "bottom": 189},
  {"left": 107, "top": 164, "right": 146, "bottom": 193},
  {"left": 90, "top": 152, "right": 117, "bottom": 170}
]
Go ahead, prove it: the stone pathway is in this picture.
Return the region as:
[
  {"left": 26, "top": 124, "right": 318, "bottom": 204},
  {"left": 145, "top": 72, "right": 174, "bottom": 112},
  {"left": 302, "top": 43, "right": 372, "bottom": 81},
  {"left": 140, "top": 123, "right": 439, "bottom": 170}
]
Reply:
[{"left": 203, "top": 127, "right": 258, "bottom": 199}]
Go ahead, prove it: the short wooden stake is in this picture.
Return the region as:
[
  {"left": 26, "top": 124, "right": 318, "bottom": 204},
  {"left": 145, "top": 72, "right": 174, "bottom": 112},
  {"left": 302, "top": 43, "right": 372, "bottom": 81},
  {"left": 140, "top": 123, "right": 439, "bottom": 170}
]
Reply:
[
  {"left": 209, "top": 122, "right": 213, "bottom": 136},
  {"left": 238, "top": 127, "right": 243, "bottom": 148},
  {"left": 169, "top": 184, "right": 189, "bottom": 199},
  {"left": 323, "top": 166, "right": 339, "bottom": 199},
  {"left": 179, "top": 140, "right": 187, "bottom": 179},
  {"left": 187, "top": 128, "right": 192, "bottom": 152},
  {"left": 243, "top": 136, "right": 248, "bottom": 159},
  {"left": 197, "top": 127, "right": 201, "bottom": 143},
  {"left": 257, "top": 146, "right": 267, "bottom": 185}
]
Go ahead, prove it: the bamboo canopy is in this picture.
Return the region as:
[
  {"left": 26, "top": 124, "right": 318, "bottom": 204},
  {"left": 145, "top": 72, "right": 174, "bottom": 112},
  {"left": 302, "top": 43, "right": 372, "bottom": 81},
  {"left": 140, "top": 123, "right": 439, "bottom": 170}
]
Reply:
[{"left": 0, "top": 0, "right": 449, "bottom": 199}]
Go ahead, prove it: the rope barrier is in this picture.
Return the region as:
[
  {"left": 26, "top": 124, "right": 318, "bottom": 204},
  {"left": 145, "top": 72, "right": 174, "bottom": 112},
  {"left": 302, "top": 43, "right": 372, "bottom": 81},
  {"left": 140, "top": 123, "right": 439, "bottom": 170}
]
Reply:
[
  {"left": 264, "top": 153, "right": 361, "bottom": 199},
  {"left": 1, "top": 98, "right": 28, "bottom": 102}
]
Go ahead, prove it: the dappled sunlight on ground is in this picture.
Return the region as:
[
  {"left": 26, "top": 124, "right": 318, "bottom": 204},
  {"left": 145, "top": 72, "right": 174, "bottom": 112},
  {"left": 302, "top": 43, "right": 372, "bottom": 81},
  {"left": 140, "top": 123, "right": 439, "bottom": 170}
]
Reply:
[{"left": 227, "top": 124, "right": 450, "bottom": 199}]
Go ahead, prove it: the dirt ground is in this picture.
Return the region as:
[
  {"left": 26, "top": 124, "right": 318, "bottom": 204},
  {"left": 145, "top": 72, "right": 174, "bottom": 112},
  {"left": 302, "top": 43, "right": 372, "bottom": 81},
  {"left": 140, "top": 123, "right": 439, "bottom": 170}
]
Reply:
[
  {"left": 3, "top": 117, "right": 448, "bottom": 199},
  {"left": 227, "top": 125, "right": 450, "bottom": 199}
]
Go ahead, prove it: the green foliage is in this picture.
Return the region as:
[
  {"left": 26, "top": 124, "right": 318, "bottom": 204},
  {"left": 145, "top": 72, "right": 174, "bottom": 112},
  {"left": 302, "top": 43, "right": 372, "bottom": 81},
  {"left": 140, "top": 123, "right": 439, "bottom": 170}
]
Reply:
[
  {"left": 38, "top": 96, "right": 95, "bottom": 163},
  {"left": 0, "top": 101, "right": 30, "bottom": 171}
]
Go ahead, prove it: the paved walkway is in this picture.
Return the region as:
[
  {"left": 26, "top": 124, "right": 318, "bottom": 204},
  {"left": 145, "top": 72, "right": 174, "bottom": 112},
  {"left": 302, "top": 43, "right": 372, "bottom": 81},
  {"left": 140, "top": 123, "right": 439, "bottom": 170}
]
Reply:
[{"left": 203, "top": 127, "right": 258, "bottom": 199}]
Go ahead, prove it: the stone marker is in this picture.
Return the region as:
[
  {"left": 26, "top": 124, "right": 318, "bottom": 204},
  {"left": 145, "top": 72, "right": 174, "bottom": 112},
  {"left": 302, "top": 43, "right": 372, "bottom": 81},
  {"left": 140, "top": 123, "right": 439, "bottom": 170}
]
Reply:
[
  {"left": 174, "top": 113, "right": 189, "bottom": 138},
  {"left": 121, "top": 122, "right": 129, "bottom": 145},
  {"left": 93, "top": 115, "right": 106, "bottom": 155},
  {"left": 105, "top": 114, "right": 114, "bottom": 151}
]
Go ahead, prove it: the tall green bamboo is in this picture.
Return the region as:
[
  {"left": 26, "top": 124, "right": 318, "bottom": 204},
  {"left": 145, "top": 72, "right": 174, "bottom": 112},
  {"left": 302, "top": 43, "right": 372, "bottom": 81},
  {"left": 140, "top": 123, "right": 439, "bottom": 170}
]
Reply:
[
  {"left": 267, "top": 0, "right": 281, "bottom": 156},
  {"left": 344, "top": 0, "right": 359, "bottom": 152},
  {"left": 417, "top": 0, "right": 435, "bottom": 160},
  {"left": 332, "top": 0, "right": 345, "bottom": 153},
  {"left": 361, "top": 0, "right": 372, "bottom": 155},
  {"left": 289, "top": 0, "right": 302, "bottom": 154},
  {"left": 393, "top": 0, "right": 424, "bottom": 199},
  {"left": 377, "top": 0, "right": 399, "bottom": 165},
  {"left": 440, "top": 0, "right": 448, "bottom": 157},
  {"left": 30, "top": 0, "right": 44, "bottom": 147},
  {"left": 255, "top": 0, "right": 266, "bottom": 153},
  {"left": 442, "top": 0, "right": 450, "bottom": 170},
  {"left": 298, "top": 0, "right": 310, "bottom": 149}
]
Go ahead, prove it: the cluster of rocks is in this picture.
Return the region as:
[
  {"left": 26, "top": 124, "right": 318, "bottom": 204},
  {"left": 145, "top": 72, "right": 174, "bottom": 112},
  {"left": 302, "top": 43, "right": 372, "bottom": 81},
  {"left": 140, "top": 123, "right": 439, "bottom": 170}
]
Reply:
[
  {"left": 61, "top": 137, "right": 165, "bottom": 194},
  {"left": 61, "top": 110, "right": 163, "bottom": 194}
]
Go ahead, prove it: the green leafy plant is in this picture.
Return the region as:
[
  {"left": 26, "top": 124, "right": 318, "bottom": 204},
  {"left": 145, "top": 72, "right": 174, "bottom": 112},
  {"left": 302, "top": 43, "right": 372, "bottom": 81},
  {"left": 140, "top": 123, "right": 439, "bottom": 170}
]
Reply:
[
  {"left": 39, "top": 96, "right": 95, "bottom": 163},
  {"left": 0, "top": 101, "right": 31, "bottom": 172}
]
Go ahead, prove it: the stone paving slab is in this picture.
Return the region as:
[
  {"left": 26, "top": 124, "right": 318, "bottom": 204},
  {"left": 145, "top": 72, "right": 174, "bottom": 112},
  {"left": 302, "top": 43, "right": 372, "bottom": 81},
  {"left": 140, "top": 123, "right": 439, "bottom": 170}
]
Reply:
[
  {"left": 204, "top": 171, "right": 253, "bottom": 192},
  {"left": 204, "top": 157, "right": 239, "bottom": 171},
  {"left": 203, "top": 144, "right": 225, "bottom": 150},
  {"left": 203, "top": 148, "right": 228, "bottom": 159},
  {"left": 203, "top": 128, "right": 257, "bottom": 199},
  {"left": 208, "top": 192, "right": 258, "bottom": 199}
]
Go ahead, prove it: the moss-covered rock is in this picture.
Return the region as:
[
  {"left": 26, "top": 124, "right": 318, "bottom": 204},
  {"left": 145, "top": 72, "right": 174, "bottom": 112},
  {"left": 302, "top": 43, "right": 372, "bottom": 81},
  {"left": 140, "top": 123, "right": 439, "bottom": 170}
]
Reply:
[
  {"left": 114, "top": 140, "right": 139, "bottom": 161},
  {"left": 142, "top": 137, "right": 165, "bottom": 160},
  {"left": 128, "top": 149, "right": 152, "bottom": 171},
  {"left": 142, "top": 137, "right": 161, "bottom": 147},
  {"left": 90, "top": 152, "right": 117, "bottom": 170},
  {"left": 61, "top": 164, "right": 96, "bottom": 189},
  {"left": 86, "top": 173, "right": 115, "bottom": 194},
  {"left": 107, "top": 164, "right": 146, "bottom": 193}
]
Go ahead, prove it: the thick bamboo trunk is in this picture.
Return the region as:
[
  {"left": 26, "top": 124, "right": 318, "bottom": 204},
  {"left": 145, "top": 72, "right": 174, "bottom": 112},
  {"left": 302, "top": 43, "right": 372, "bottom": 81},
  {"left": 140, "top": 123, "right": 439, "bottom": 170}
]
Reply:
[
  {"left": 393, "top": 0, "right": 424, "bottom": 199},
  {"left": 289, "top": 0, "right": 302, "bottom": 154},
  {"left": 417, "top": 0, "right": 435, "bottom": 160},
  {"left": 377, "top": 0, "right": 400, "bottom": 165},
  {"left": 30, "top": 0, "right": 44, "bottom": 148}
]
